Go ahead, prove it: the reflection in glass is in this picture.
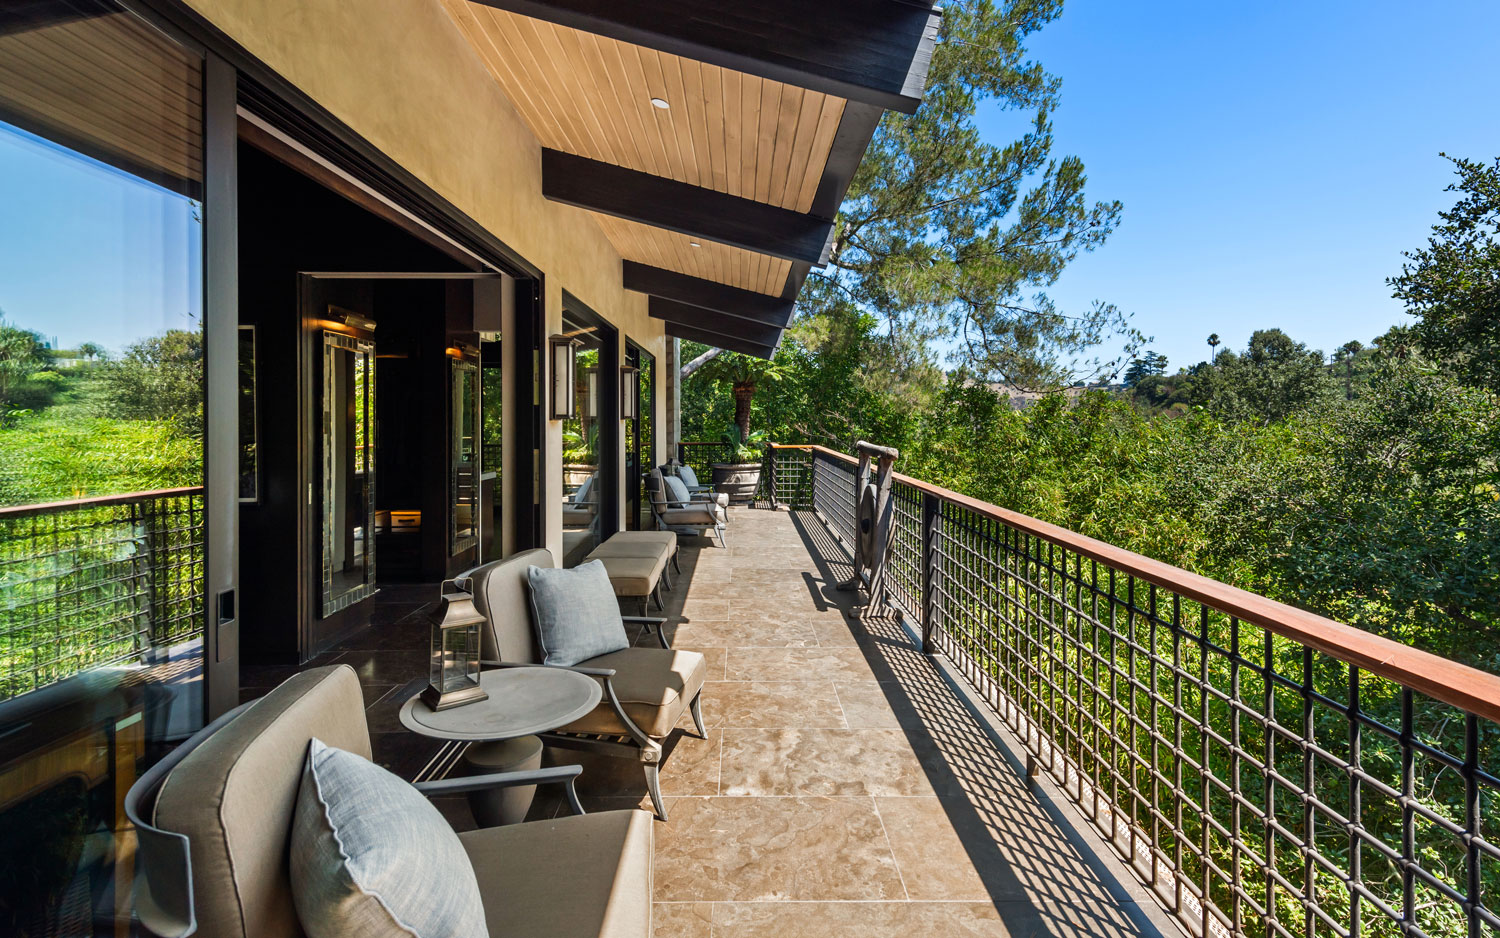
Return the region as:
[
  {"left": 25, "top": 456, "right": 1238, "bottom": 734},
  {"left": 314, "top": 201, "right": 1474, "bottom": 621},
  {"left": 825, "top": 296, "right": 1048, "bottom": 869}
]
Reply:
[
  {"left": 561, "top": 322, "right": 602, "bottom": 563},
  {"left": 0, "top": 4, "right": 206, "bottom": 933},
  {"left": 323, "top": 331, "right": 376, "bottom": 615},
  {"left": 239, "top": 325, "right": 258, "bottom": 501},
  {"left": 451, "top": 356, "right": 479, "bottom": 555}
]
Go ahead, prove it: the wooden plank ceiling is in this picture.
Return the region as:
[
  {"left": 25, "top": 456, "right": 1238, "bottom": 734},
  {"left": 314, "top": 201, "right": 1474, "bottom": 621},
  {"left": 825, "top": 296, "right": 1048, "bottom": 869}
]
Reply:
[{"left": 440, "top": 0, "right": 938, "bottom": 357}]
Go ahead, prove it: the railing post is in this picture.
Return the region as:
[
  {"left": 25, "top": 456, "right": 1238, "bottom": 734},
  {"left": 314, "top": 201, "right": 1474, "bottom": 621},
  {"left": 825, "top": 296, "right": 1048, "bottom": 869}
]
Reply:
[
  {"left": 767, "top": 445, "right": 779, "bottom": 510},
  {"left": 920, "top": 490, "right": 939, "bottom": 654},
  {"left": 676, "top": 441, "right": 685, "bottom": 465}
]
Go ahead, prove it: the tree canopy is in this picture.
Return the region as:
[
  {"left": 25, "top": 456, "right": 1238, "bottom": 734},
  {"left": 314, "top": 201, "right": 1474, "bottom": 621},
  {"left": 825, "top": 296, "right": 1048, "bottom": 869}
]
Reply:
[
  {"left": 814, "top": 0, "right": 1139, "bottom": 390},
  {"left": 1389, "top": 154, "right": 1500, "bottom": 394}
]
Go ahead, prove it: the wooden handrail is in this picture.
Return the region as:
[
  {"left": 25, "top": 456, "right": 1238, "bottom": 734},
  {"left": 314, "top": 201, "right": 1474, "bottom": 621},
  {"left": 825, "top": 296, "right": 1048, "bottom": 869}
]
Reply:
[
  {"left": 767, "top": 441, "right": 1500, "bottom": 724},
  {"left": 0, "top": 486, "right": 205, "bottom": 520}
]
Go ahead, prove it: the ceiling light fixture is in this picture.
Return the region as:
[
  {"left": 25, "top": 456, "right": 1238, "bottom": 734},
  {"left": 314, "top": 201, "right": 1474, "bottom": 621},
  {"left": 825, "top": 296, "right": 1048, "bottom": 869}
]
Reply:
[
  {"left": 689, "top": 241, "right": 701, "bottom": 248},
  {"left": 650, "top": 97, "right": 670, "bottom": 110}
]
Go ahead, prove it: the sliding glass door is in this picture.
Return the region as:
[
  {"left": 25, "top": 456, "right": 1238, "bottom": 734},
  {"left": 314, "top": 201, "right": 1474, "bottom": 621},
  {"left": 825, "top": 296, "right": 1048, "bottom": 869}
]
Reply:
[{"left": 0, "top": 3, "right": 215, "bottom": 933}]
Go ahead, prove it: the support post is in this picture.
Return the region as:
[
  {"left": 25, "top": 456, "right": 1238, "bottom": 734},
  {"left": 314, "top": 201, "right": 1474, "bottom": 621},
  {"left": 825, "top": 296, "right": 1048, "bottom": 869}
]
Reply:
[
  {"left": 920, "top": 490, "right": 939, "bottom": 654},
  {"left": 768, "top": 445, "right": 780, "bottom": 510}
]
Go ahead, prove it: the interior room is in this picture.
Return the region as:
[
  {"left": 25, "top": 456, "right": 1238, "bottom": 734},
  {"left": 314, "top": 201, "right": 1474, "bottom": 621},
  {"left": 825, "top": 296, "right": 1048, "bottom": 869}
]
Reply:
[{"left": 235, "top": 137, "right": 522, "bottom": 663}]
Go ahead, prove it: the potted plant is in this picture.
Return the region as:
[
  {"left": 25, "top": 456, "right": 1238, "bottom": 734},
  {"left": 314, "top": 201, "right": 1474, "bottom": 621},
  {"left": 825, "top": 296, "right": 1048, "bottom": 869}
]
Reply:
[{"left": 711, "top": 424, "right": 768, "bottom": 503}]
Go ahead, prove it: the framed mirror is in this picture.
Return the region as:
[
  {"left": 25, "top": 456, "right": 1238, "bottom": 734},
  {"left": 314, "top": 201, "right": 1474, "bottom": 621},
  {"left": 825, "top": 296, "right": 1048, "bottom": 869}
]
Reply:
[
  {"left": 451, "top": 355, "right": 480, "bottom": 555},
  {"left": 322, "top": 330, "right": 376, "bottom": 616}
]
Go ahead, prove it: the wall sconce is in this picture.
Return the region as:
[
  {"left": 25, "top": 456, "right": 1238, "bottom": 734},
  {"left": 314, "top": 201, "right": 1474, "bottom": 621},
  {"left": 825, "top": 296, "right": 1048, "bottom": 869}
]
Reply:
[
  {"left": 620, "top": 365, "right": 639, "bottom": 420},
  {"left": 549, "top": 335, "right": 578, "bottom": 420},
  {"left": 586, "top": 371, "right": 598, "bottom": 419}
]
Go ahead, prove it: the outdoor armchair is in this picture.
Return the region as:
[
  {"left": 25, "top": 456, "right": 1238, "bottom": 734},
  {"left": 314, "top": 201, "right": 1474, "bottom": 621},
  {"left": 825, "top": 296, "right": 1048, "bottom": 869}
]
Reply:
[
  {"left": 646, "top": 468, "right": 727, "bottom": 548},
  {"left": 663, "top": 462, "right": 726, "bottom": 505},
  {"left": 125, "top": 665, "right": 653, "bottom": 938},
  {"left": 465, "top": 549, "right": 707, "bottom": 821}
]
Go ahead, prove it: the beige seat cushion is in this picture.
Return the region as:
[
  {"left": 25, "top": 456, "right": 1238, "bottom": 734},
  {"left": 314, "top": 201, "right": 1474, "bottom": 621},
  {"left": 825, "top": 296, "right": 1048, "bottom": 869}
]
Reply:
[
  {"left": 586, "top": 542, "right": 670, "bottom": 564},
  {"left": 593, "top": 554, "right": 665, "bottom": 597},
  {"left": 561, "top": 646, "right": 707, "bottom": 738},
  {"left": 586, "top": 536, "right": 675, "bottom": 563},
  {"left": 660, "top": 505, "right": 723, "bottom": 526},
  {"left": 603, "top": 531, "right": 678, "bottom": 552},
  {"left": 460, "top": 809, "right": 652, "bottom": 938}
]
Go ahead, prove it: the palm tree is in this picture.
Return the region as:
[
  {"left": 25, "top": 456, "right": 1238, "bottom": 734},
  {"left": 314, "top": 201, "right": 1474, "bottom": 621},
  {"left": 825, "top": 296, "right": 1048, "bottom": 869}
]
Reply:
[
  {"left": 692, "top": 352, "right": 787, "bottom": 441},
  {"left": 1207, "top": 333, "right": 1221, "bottom": 358}
]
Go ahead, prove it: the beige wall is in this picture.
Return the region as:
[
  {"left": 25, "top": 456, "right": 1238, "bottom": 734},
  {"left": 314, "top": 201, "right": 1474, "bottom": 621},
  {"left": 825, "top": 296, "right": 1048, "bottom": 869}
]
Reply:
[{"left": 186, "top": 0, "right": 668, "bottom": 555}]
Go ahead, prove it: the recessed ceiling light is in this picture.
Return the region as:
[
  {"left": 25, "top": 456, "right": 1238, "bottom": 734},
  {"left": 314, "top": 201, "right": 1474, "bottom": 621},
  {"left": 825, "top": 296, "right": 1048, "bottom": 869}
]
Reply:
[
  {"left": 689, "top": 241, "right": 701, "bottom": 248},
  {"left": 650, "top": 97, "right": 670, "bottom": 110}
]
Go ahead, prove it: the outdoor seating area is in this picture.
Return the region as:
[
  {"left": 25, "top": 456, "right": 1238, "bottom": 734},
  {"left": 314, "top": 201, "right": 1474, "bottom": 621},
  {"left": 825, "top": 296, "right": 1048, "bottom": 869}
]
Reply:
[{"left": 213, "top": 505, "right": 1174, "bottom": 938}]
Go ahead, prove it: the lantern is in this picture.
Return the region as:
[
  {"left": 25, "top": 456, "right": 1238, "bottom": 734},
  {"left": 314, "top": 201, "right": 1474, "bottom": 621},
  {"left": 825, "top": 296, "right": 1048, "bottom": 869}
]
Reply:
[
  {"left": 549, "top": 335, "right": 578, "bottom": 420},
  {"left": 420, "top": 578, "right": 489, "bottom": 711},
  {"left": 619, "top": 365, "right": 639, "bottom": 420}
]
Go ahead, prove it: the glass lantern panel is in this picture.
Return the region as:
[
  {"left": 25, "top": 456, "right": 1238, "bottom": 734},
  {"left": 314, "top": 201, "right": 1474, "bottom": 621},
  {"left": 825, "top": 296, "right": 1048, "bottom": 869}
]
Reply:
[{"left": 440, "top": 625, "right": 477, "bottom": 692}]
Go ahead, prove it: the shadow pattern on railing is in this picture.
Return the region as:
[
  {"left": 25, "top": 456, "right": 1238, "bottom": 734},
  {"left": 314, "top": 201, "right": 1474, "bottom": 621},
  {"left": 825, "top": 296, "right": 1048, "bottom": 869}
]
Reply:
[
  {"left": 0, "top": 487, "right": 205, "bottom": 701},
  {"left": 760, "top": 442, "right": 1498, "bottom": 938}
]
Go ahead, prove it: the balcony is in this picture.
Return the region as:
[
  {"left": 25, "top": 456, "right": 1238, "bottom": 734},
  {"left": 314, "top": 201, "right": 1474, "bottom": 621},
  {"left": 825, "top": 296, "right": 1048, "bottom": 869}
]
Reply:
[{"left": 258, "top": 444, "right": 1500, "bottom": 938}]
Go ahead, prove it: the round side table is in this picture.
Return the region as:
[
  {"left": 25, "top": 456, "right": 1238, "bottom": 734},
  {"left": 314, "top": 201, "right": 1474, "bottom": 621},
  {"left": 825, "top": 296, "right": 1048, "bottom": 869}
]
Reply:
[{"left": 400, "top": 667, "right": 601, "bottom": 825}]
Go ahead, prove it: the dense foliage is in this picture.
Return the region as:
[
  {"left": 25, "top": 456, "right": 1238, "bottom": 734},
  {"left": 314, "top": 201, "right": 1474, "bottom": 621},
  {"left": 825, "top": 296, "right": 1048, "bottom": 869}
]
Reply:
[
  {"left": 0, "top": 328, "right": 203, "bottom": 505},
  {"left": 682, "top": 157, "right": 1500, "bottom": 676}
]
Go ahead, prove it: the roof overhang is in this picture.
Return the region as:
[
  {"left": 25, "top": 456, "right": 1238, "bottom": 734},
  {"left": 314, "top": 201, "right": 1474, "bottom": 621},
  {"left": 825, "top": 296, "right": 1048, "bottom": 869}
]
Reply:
[{"left": 440, "top": 0, "right": 940, "bottom": 357}]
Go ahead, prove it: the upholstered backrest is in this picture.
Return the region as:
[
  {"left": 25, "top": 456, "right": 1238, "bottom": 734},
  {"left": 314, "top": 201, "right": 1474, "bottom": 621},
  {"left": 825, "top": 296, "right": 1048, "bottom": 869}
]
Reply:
[
  {"left": 645, "top": 469, "right": 667, "bottom": 515},
  {"left": 465, "top": 548, "right": 553, "bottom": 665},
  {"left": 154, "top": 666, "right": 370, "bottom": 938},
  {"left": 571, "top": 475, "right": 594, "bottom": 505}
]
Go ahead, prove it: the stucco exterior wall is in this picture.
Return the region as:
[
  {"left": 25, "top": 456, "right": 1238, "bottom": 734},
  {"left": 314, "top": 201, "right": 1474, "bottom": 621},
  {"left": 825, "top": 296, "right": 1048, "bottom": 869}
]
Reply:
[{"left": 185, "top": 0, "right": 667, "bottom": 554}]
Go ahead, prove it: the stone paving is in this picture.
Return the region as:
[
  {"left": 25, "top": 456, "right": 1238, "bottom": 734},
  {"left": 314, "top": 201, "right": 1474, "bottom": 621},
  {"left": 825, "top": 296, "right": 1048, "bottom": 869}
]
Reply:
[{"left": 261, "top": 506, "right": 1177, "bottom": 938}]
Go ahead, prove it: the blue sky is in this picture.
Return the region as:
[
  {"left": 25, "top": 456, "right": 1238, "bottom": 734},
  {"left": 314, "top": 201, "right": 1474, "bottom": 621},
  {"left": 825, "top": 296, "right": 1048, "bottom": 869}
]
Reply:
[
  {"left": 0, "top": 121, "right": 201, "bottom": 355},
  {"left": 975, "top": 0, "right": 1500, "bottom": 376}
]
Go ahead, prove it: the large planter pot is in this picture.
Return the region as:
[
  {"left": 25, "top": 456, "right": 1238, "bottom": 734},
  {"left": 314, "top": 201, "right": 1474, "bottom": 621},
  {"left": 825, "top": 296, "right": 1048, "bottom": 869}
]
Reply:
[
  {"left": 563, "top": 463, "right": 596, "bottom": 490},
  {"left": 711, "top": 462, "right": 762, "bottom": 504}
]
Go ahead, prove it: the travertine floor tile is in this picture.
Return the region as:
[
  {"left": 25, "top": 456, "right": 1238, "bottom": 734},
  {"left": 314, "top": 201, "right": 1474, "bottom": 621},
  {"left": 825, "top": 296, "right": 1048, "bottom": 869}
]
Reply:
[
  {"left": 700, "top": 681, "right": 847, "bottom": 729},
  {"left": 652, "top": 796, "right": 906, "bottom": 901},
  {"left": 724, "top": 646, "right": 878, "bottom": 682},
  {"left": 719, "top": 728, "right": 946, "bottom": 796},
  {"left": 652, "top": 902, "right": 712, "bottom": 938}
]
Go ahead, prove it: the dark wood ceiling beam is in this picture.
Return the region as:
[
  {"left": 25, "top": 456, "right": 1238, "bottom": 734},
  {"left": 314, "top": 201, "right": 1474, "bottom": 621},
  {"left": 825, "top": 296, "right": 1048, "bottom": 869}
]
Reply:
[
  {"left": 624, "top": 262, "right": 793, "bottom": 328},
  {"left": 543, "top": 150, "right": 831, "bottom": 265},
  {"left": 665, "top": 321, "right": 778, "bottom": 360},
  {"left": 649, "top": 297, "right": 784, "bottom": 347},
  {"left": 468, "top": 0, "right": 940, "bottom": 114}
]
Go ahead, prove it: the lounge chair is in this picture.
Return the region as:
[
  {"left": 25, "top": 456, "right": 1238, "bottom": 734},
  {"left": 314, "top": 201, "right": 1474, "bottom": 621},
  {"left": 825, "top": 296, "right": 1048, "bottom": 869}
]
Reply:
[
  {"left": 125, "top": 665, "right": 652, "bottom": 938},
  {"left": 646, "top": 468, "right": 727, "bottom": 548},
  {"left": 465, "top": 549, "right": 707, "bottom": 821}
]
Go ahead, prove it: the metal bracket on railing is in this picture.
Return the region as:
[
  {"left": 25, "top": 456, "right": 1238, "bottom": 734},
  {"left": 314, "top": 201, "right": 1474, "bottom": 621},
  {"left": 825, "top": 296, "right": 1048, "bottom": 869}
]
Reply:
[{"left": 837, "top": 441, "right": 899, "bottom": 618}]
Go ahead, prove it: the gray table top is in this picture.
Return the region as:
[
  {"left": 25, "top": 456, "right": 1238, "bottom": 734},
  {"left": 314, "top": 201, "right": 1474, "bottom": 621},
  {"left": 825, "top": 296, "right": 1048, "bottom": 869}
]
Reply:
[{"left": 398, "top": 667, "right": 602, "bottom": 742}]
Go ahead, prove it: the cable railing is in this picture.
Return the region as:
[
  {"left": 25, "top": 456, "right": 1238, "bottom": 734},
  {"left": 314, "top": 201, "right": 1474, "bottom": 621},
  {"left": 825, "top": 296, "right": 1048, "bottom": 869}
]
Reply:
[
  {"left": 764, "top": 442, "right": 1499, "bottom": 938},
  {"left": 0, "top": 487, "right": 205, "bottom": 702}
]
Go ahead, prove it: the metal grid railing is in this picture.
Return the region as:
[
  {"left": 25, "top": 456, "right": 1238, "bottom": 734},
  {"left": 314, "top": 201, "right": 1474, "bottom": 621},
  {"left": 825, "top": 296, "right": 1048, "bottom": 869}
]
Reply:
[
  {"left": 0, "top": 488, "right": 205, "bottom": 701},
  {"left": 676, "top": 441, "right": 733, "bottom": 483},
  {"left": 788, "top": 442, "right": 1498, "bottom": 938},
  {"left": 762, "top": 445, "right": 812, "bottom": 507},
  {"left": 811, "top": 449, "right": 858, "bottom": 548},
  {"left": 886, "top": 479, "right": 923, "bottom": 618}
]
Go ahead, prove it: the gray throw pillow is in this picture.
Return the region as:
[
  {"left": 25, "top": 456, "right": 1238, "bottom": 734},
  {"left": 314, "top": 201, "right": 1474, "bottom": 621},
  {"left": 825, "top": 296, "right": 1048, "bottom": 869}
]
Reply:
[
  {"left": 677, "top": 464, "right": 701, "bottom": 488},
  {"left": 528, "top": 560, "right": 630, "bottom": 667},
  {"left": 291, "top": 738, "right": 487, "bottom": 938},
  {"left": 663, "top": 474, "right": 692, "bottom": 507}
]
